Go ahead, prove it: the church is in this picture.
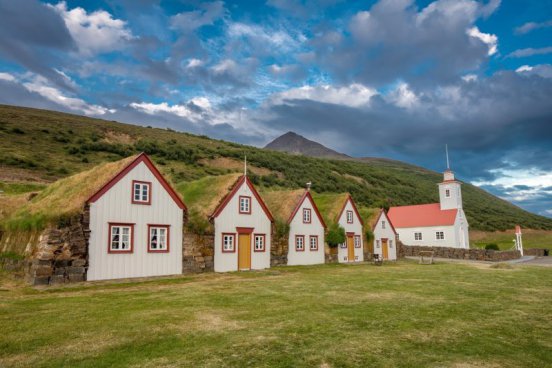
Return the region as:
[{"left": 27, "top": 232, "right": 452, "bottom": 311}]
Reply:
[{"left": 388, "top": 167, "right": 470, "bottom": 249}]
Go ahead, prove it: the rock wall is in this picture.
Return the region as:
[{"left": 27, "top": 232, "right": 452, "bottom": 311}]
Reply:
[
  {"left": 25, "top": 208, "right": 89, "bottom": 286},
  {"left": 182, "top": 231, "right": 214, "bottom": 273},
  {"left": 271, "top": 235, "right": 288, "bottom": 267},
  {"left": 398, "top": 243, "right": 521, "bottom": 262},
  {"left": 524, "top": 248, "right": 548, "bottom": 257}
]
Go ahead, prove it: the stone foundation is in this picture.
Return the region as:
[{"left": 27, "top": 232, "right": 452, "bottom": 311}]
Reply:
[
  {"left": 524, "top": 248, "right": 548, "bottom": 257},
  {"left": 271, "top": 236, "right": 288, "bottom": 266},
  {"left": 399, "top": 243, "right": 521, "bottom": 262},
  {"left": 182, "top": 231, "right": 214, "bottom": 273}
]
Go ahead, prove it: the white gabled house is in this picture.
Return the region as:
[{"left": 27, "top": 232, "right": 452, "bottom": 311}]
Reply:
[
  {"left": 336, "top": 195, "right": 364, "bottom": 263},
  {"left": 286, "top": 189, "right": 327, "bottom": 266},
  {"left": 372, "top": 209, "right": 398, "bottom": 260},
  {"left": 388, "top": 168, "right": 469, "bottom": 249},
  {"left": 86, "top": 153, "right": 187, "bottom": 281},
  {"left": 210, "top": 175, "right": 274, "bottom": 272}
]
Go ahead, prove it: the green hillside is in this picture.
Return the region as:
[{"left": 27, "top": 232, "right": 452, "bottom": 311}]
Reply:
[{"left": 1, "top": 104, "right": 551, "bottom": 232}]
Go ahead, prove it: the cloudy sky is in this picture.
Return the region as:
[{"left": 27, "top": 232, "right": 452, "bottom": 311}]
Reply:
[{"left": 0, "top": 0, "right": 551, "bottom": 217}]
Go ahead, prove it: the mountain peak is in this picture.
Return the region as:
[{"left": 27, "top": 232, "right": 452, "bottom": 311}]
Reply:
[{"left": 264, "top": 131, "right": 349, "bottom": 159}]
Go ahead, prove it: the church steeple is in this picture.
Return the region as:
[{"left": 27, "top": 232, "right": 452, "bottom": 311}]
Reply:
[{"left": 438, "top": 146, "right": 463, "bottom": 210}]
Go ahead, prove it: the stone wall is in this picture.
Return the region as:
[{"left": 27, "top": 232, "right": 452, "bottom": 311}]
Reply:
[
  {"left": 271, "top": 235, "right": 288, "bottom": 267},
  {"left": 524, "top": 248, "right": 548, "bottom": 257},
  {"left": 398, "top": 243, "right": 521, "bottom": 262},
  {"left": 25, "top": 208, "right": 89, "bottom": 286},
  {"left": 0, "top": 257, "right": 25, "bottom": 273},
  {"left": 182, "top": 231, "right": 214, "bottom": 274}
]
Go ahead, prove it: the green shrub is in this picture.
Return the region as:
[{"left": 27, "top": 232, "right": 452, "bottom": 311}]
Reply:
[
  {"left": 365, "top": 228, "right": 374, "bottom": 243},
  {"left": 327, "top": 223, "right": 346, "bottom": 248},
  {"left": 485, "top": 243, "right": 500, "bottom": 251}
]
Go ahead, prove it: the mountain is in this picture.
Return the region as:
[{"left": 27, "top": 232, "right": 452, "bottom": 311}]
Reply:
[
  {"left": 1, "top": 104, "right": 552, "bottom": 232},
  {"left": 265, "top": 131, "right": 350, "bottom": 159}
]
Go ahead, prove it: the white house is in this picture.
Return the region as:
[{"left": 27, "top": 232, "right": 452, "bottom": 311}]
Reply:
[
  {"left": 286, "top": 189, "right": 327, "bottom": 266},
  {"left": 336, "top": 195, "right": 364, "bottom": 263},
  {"left": 86, "top": 153, "right": 186, "bottom": 281},
  {"left": 210, "top": 175, "right": 274, "bottom": 272},
  {"left": 372, "top": 209, "right": 398, "bottom": 260},
  {"left": 388, "top": 168, "right": 469, "bottom": 249}
]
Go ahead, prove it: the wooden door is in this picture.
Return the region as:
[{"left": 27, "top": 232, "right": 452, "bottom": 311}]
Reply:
[
  {"left": 347, "top": 235, "right": 355, "bottom": 262},
  {"left": 238, "top": 233, "right": 251, "bottom": 270},
  {"left": 382, "top": 239, "right": 389, "bottom": 260}
]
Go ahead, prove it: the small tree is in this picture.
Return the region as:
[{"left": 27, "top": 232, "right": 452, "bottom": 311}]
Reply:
[
  {"left": 485, "top": 243, "right": 500, "bottom": 251},
  {"left": 327, "top": 223, "right": 346, "bottom": 248}
]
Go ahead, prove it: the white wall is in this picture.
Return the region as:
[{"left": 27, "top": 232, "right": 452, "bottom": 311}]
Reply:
[
  {"left": 287, "top": 196, "right": 325, "bottom": 266},
  {"left": 438, "top": 181, "right": 462, "bottom": 210},
  {"left": 373, "top": 212, "right": 397, "bottom": 260},
  {"left": 88, "top": 161, "right": 183, "bottom": 281},
  {"left": 337, "top": 199, "right": 364, "bottom": 263},
  {"left": 455, "top": 209, "right": 470, "bottom": 248},
  {"left": 214, "top": 180, "right": 272, "bottom": 272},
  {"left": 396, "top": 224, "right": 458, "bottom": 248}
]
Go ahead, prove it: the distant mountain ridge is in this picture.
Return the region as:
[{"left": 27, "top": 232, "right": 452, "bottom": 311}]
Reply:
[{"left": 264, "top": 131, "right": 350, "bottom": 159}]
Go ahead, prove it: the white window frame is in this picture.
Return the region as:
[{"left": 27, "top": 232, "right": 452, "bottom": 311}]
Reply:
[
  {"left": 222, "top": 233, "right": 235, "bottom": 253},
  {"left": 132, "top": 181, "right": 151, "bottom": 204},
  {"left": 109, "top": 224, "right": 133, "bottom": 253},
  {"left": 346, "top": 210, "right": 353, "bottom": 224},
  {"left": 354, "top": 235, "right": 361, "bottom": 248},
  {"left": 254, "top": 234, "right": 265, "bottom": 252},
  {"left": 148, "top": 225, "right": 169, "bottom": 252},
  {"left": 239, "top": 196, "right": 251, "bottom": 214},
  {"left": 414, "top": 232, "right": 423, "bottom": 241},
  {"left": 376, "top": 240, "right": 380, "bottom": 248},
  {"left": 445, "top": 189, "right": 451, "bottom": 198},
  {"left": 295, "top": 235, "right": 305, "bottom": 251},
  {"left": 382, "top": 220, "right": 386, "bottom": 229},
  {"left": 436, "top": 231, "right": 445, "bottom": 240},
  {"left": 309, "top": 236, "right": 318, "bottom": 251},
  {"left": 303, "top": 208, "right": 311, "bottom": 223}
]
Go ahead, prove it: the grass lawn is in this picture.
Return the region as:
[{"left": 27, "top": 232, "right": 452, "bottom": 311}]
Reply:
[
  {"left": 0, "top": 261, "right": 551, "bottom": 367},
  {"left": 471, "top": 230, "right": 552, "bottom": 250}
]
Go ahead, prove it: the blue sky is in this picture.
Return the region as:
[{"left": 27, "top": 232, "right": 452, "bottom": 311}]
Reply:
[{"left": 0, "top": 0, "right": 551, "bottom": 217}]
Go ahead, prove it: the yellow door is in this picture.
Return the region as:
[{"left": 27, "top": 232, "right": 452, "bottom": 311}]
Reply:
[
  {"left": 382, "top": 239, "right": 389, "bottom": 260},
  {"left": 238, "top": 233, "right": 251, "bottom": 270},
  {"left": 347, "top": 235, "right": 355, "bottom": 262}
]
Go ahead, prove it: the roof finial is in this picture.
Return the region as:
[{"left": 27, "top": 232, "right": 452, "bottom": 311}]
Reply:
[
  {"left": 244, "top": 154, "right": 247, "bottom": 176},
  {"left": 306, "top": 181, "right": 312, "bottom": 191},
  {"left": 445, "top": 144, "right": 450, "bottom": 170}
]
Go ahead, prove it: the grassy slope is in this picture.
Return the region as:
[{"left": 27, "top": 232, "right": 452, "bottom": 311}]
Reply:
[
  {"left": 1, "top": 104, "right": 551, "bottom": 232},
  {"left": 0, "top": 262, "right": 550, "bottom": 367}
]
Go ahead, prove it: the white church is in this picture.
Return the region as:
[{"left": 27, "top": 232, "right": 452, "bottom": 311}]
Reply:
[{"left": 388, "top": 166, "right": 470, "bottom": 249}]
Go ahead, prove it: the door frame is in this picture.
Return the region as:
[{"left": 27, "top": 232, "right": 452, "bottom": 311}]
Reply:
[
  {"left": 236, "top": 227, "right": 254, "bottom": 271},
  {"left": 381, "top": 238, "right": 389, "bottom": 260}
]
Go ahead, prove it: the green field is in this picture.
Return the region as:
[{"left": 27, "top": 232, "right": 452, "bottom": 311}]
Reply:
[
  {"left": 1, "top": 261, "right": 550, "bottom": 367},
  {"left": 471, "top": 230, "right": 552, "bottom": 250}
]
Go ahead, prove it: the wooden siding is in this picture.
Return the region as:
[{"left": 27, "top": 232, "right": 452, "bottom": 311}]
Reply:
[
  {"left": 337, "top": 198, "right": 364, "bottom": 263},
  {"left": 287, "top": 196, "right": 325, "bottom": 266}
]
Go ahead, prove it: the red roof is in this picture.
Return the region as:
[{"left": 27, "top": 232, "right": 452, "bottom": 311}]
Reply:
[{"left": 387, "top": 203, "right": 457, "bottom": 228}]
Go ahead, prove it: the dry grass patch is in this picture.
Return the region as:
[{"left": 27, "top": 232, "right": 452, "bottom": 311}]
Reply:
[{"left": 200, "top": 157, "right": 276, "bottom": 177}]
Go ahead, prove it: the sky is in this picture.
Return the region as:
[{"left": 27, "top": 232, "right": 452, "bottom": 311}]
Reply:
[{"left": 0, "top": 0, "right": 551, "bottom": 217}]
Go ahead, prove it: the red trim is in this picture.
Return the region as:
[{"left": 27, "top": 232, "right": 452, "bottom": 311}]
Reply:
[
  {"left": 295, "top": 235, "right": 305, "bottom": 252},
  {"left": 287, "top": 191, "right": 327, "bottom": 228},
  {"left": 253, "top": 233, "right": 266, "bottom": 252},
  {"left": 302, "top": 208, "right": 312, "bottom": 224},
  {"left": 354, "top": 235, "right": 362, "bottom": 248},
  {"left": 221, "top": 233, "right": 236, "bottom": 253},
  {"left": 346, "top": 210, "right": 353, "bottom": 224},
  {"left": 238, "top": 195, "right": 252, "bottom": 214},
  {"left": 147, "top": 224, "right": 170, "bottom": 253},
  {"left": 107, "top": 222, "right": 134, "bottom": 254},
  {"left": 210, "top": 175, "right": 274, "bottom": 222},
  {"left": 346, "top": 232, "right": 355, "bottom": 236},
  {"left": 371, "top": 209, "right": 398, "bottom": 235},
  {"left": 236, "top": 227, "right": 254, "bottom": 234},
  {"left": 131, "top": 180, "right": 152, "bottom": 205},
  {"left": 309, "top": 235, "right": 318, "bottom": 251},
  {"left": 87, "top": 153, "right": 187, "bottom": 210},
  {"left": 337, "top": 194, "right": 364, "bottom": 225}
]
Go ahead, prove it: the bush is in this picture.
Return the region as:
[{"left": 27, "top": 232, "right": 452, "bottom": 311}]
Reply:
[
  {"left": 485, "top": 243, "right": 500, "bottom": 251},
  {"left": 365, "top": 228, "right": 374, "bottom": 243},
  {"left": 327, "top": 223, "right": 346, "bottom": 248}
]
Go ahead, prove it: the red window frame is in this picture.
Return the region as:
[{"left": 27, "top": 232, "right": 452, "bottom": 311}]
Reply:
[
  {"left": 253, "top": 233, "right": 266, "bottom": 252},
  {"left": 354, "top": 235, "right": 362, "bottom": 248},
  {"left": 222, "top": 233, "right": 236, "bottom": 253},
  {"left": 238, "top": 195, "right": 252, "bottom": 214},
  {"left": 346, "top": 210, "right": 353, "bottom": 224},
  {"left": 147, "top": 224, "right": 170, "bottom": 253},
  {"left": 295, "top": 235, "right": 305, "bottom": 252},
  {"left": 108, "top": 222, "right": 134, "bottom": 254},
  {"left": 131, "top": 180, "right": 152, "bottom": 205},
  {"left": 309, "top": 235, "right": 318, "bottom": 251},
  {"left": 303, "top": 208, "right": 312, "bottom": 224}
]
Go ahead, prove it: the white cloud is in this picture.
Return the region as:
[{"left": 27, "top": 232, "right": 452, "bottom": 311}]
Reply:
[
  {"left": 227, "top": 22, "right": 301, "bottom": 53},
  {"left": 515, "top": 19, "right": 552, "bottom": 35},
  {"left": 50, "top": 1, "right": 133, "bottom": 56},
  {"left": 186, "top": 59, "right": 203, "bottom": 68},
  {"left": 467, "top": 26, "right": 498, "bottom": 55},
  {"left": 462, "top": 74, "right": 478, "bottom": 82},
  {"left": 516, "top": 65, "right": 533, "bottom": 73},
  {"left": 0, "top": 72, "right": 16, "bottom": 82},
  {"left": 515, "top": 64, "right": 552, "bottom": 79},
  {"left": 269, "top": 84, "right": 378, "bottom": 108},
  {"left": 387, "top": 83, "right": 419, "bottom": 109},
  {"left": 22, "top": 75, "right": 114, "bottom": 115},
  {"left": 170, "top": 1, "right": 224, "bottom": 31},
  {"left": 130, "top": 97, "right": 213, "bottom": 123},
  {"left": 508, "top": 46, "right": 552, "bottom": 58}
]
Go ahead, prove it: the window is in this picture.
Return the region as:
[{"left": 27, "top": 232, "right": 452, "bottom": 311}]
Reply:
[
  {"left": 254, "top": 234, "right": 265, "bottom": 252},
  {"left": 382, "top": 220, "right": 386, "bottom": 229},
  {"left": 132, "top": 181, "right": 151, "bottom": 204},
  {"left": 376, "top": 240, "right": 380, "bottom": 248},
  {"left": 445, "top": 189, "right": 450, "bottom": 198},
  {"left": 414, "top": 232, "right": 422, "bottom": 241},
  {"left": 303, "top": 208, "right": 311, "bottom": 223},
  {"left": 222, "top": 233, "right": 235, "bottom": 253},
  {"left": 148, "top": 225, "right": 169, "bottom": 252},
  {"left": 108, "top": 223, "right": 133, "bottom": 253},
  {"left": 295, "top": 235, "right": 305, "bottom": 251},
  {"left": 354, "top": 235, "right": 361, "bottom": 248},
  {"left": 340, "top": 242, "right": 347, "bottom": 249},
  {"left": 389, "top": 240, "right": 393, "bottom": 248},
  {"left": 309, "top": 236, "right": 318, "bottom": 251},
  {"left": 239, "top": 196, "right": 251, "bottom": 214},
  {"left": 346, "top": 210, "right": 353, "bottom": 224},
  {"left": 436, "top": 231, "right": 445, "bottom": 240}
]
